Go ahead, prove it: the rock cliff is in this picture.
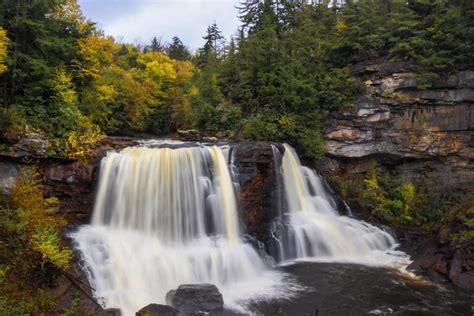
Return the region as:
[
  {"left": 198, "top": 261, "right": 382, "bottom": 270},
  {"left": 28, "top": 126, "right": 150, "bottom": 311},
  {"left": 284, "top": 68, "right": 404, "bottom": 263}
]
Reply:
[
  {"left": 322, "top": 61, "right": 474, "bottom": 290},
  {"left": 324, "top": 61, "right": 473, "bottom": 189}
]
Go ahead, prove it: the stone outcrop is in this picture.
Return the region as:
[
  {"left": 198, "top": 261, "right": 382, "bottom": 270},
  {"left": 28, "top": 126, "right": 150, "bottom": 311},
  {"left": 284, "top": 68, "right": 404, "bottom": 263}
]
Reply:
[
  {"left": 325, "top": 63, "right": 473, "bottom": 191},
  {"left": 232, "top": 142, "right": 284, "bottom": 245},
  {"left": 323, "top": 61, "right": 474, "bottom": 290}
]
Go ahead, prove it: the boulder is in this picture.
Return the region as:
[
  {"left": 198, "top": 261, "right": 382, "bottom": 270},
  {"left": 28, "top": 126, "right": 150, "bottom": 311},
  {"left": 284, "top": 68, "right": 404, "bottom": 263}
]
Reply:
[
  {"left": 105, "top": 308, "right": 122, "bottom": 316},
  {"left": 136, "top": 304, "right": 182, "bottom": 316},
  {"left": 452, "top": 272, "right": 474, "bottom": 291},
  {"left": 167, "top": 284, "right": 224, "bottom": 314}
]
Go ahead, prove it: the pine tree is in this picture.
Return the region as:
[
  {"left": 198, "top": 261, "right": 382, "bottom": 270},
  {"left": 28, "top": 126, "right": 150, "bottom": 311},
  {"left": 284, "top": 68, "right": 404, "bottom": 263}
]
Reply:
[
  {"left": 149, "top": 36, "right": 164, "bottom": 53},
  {"left": 167, "top": 36, "right": 191, "bottom": 61},
  {"left": 202, "top": 22, "right": 225, "bottom": 56}
]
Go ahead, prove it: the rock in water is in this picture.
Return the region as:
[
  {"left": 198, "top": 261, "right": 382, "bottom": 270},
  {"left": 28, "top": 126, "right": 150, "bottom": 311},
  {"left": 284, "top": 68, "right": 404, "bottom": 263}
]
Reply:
[
  {"left": 136, "top": 304, "right": 183, "bottom": 316},
  {"left": 168, "top": 284, "right": 224, "bottom": 313},
  {"left": 105, "top": 308, "right": 122, "bottom": 316}
]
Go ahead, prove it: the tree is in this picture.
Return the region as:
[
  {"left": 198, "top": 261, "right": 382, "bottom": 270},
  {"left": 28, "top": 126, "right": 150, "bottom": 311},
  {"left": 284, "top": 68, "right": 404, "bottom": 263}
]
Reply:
[
  {"left": 202, "top": 22, "right": 225, "bottom": 56},
  {"left": 149, "top": 36, "right": 164, "bottom": 53},
  {"left": 0, "top": 0, "right": 87, "bottom": 117},
  {"left": 0, "top": 27, "right": 9, "bottom": 74},
  {"left": 167, "top": 36, "right": 191, "bottom": 61}
]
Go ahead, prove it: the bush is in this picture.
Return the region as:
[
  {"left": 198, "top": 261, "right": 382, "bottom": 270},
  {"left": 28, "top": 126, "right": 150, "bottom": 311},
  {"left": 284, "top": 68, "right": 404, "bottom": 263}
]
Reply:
[
  {"left": 0, "top": 169, "right": 72, "bottom": 314},
  {"left": 63, "top": 125, "right": 105, "bottom": 161}
]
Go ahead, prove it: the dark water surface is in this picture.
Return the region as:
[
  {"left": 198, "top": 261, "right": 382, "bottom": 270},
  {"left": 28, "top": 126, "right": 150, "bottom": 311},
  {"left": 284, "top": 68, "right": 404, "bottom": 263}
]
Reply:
[{"left": 250, "top": 262, "right": 473, "bottom": 316}]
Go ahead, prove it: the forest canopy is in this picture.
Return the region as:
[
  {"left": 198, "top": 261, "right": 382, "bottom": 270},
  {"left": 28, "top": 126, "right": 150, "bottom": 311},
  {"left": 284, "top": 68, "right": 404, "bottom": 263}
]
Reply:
[{"left": 0, "top": 0, "right": 473, "bottom": 158}]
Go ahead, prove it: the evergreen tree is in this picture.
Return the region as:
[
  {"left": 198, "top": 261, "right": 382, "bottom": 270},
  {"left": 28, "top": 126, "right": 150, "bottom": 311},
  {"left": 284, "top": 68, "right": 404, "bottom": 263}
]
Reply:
[
  {"left": 0, "top": 0, "right": 87, "bottom": 125},
  {"left": 167, "top": 36, "right": 191, "bottom": 61},
  {"left": 202, "top": 23, "right": 225, "bottom": 56},
  {"left": 149, "top": 36, "right": 164, "bottom": 53}
]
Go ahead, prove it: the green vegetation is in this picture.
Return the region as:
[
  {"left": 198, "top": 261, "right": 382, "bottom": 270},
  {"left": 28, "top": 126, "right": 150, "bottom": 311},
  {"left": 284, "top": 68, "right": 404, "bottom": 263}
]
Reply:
[
  {"left": 1, "top": 0, "right": 472, "bottom": 158},
  {"left": 360, "top": 167, "right": 473, "bottom": 241},
  {"left": 0, "top": 169, "right": 72, "bottom": 315}
]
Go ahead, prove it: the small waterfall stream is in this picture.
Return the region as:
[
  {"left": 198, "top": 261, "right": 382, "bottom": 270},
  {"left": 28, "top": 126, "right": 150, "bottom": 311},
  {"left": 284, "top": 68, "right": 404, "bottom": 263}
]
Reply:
[
  {"left": 271, "top": 144, "right": 407, "bottom": 264},
  {"left": 72, "top": 142, "right": 408, "bottom": 315}
]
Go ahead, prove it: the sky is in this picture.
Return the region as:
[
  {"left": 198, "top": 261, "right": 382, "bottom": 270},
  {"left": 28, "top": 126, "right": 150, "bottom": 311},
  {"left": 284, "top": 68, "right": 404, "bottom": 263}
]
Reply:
[{"left": 78, "top": 0, "right": 241, "bottom": 50}]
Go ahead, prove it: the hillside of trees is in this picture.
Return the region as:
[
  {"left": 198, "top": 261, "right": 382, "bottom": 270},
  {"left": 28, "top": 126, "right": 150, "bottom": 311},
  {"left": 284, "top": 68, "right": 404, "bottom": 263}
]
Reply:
[{"left": 1, "top": 0, "right": 473, "bottom": 159}]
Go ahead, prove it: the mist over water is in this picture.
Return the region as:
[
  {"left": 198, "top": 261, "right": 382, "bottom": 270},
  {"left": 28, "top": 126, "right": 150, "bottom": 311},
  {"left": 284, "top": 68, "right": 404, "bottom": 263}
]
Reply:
[{"left": 71, "top": 143, "right": 410, "bottom": 315}]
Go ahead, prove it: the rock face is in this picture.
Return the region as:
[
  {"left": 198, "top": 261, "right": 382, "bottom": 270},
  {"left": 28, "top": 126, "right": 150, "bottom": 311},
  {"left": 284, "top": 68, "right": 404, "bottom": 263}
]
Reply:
[
  {"left": 325, "top": 63, "right": 473, "bottom": 190},
  {"left": 136, "top": 304, "right": 183, "bottom": 316},
  {"left": 232, "top": 142, "right": 284, "bottom": 245},
  {"left": 323, "top": 60, "right": 474, "bottom": 290},
  {"left": 166, "top": 284, "right": 224, "bottom": 314},
  {"left": 12, "top": 132, "right": 51, "bottom": 158}
]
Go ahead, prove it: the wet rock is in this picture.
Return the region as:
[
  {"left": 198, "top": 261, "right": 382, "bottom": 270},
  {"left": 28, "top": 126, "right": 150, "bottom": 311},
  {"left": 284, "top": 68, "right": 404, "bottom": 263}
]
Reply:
[
  {"left": 136, "top": 304, "right": 183, "bottom": 316},
  {"left": 167, "top": 284, "right": 224, "bottom": 314},
  {"left": 449, "top": 251, "right": 463, "bottom": 281},
  {"left": 165, "top": 290, "right": 176, "bottom": 306},
  {"left": 105, "top": 308, "right": 122, "bottom": 316},
  {"left": 430, "top": 255, "right": 448, "bottom": 275},
  {"left": 427, "top": 268, "right": 449, "bottom": 283},
  {"left": 0, "top": 160, "right": 19, "bottom": 194},
  {"left": 452, "top": 272, "right": 474, "bottom": 290}
]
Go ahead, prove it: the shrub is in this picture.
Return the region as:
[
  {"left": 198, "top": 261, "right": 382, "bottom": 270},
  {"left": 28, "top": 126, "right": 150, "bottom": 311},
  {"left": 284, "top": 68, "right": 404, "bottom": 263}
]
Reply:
[{"left": 0, "top": 169, "right": 72, "bottom": 314}]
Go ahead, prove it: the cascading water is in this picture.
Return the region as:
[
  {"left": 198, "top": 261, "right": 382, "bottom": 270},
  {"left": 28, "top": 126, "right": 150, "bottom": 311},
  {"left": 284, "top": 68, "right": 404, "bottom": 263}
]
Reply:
[
  {"left": 71, "top": 145, "right": 289, "bottom": 315},
  {"left": 271, "top": 144, "right": 408, "bottom": 265}
]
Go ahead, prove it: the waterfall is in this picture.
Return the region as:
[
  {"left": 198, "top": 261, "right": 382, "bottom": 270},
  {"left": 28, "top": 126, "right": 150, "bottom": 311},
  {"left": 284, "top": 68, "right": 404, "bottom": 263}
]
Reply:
[
  {"left": 273, "top": 144, "right": 407, "bottom": 265},
  {"left": 71, "top": 145, "right": 288, "bottom": 316}
]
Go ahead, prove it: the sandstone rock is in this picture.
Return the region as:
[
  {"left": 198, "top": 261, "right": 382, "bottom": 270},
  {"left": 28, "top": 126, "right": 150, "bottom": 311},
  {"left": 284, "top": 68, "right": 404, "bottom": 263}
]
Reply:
[
  {"left": 136, "top": 304, "right": 182, "bottom": 316},
  {"left": 178, "top": 130, "right": 201, "bottom": 141},
  {"left": 380, "top": 73, "right": 417, "bottom": 92},
  {"left": 167, "top": 284, "right": 224, "bottom": 314},
  {"left": 12, "top": 132, "right": 51, "bottom": 158},
  {"left": 396, "top": 89, "right": 474, "bottom": 103},
  {"left": 202, "top": 136, "right": 218, "bottom": 143},
  {"left": 326, "top": 128, "right": 373, "bottom": 142},
  {"left": 43, "top": 162, "right": 93, "bottom": 185}
]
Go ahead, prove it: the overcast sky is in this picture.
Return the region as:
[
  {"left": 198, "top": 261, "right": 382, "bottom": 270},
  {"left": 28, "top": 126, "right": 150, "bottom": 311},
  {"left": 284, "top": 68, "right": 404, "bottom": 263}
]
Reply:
[{"left": 78, "top": 0, "right": 241, "bottom": 50}]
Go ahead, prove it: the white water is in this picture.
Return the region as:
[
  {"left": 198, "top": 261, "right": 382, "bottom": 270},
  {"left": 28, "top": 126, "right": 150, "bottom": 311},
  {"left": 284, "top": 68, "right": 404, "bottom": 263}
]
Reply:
[
  {"left": 72, "top": 142, "right": 410, "bottom": 315},
  {"left": 275, "top": 144, "right": 409, "bottom": 267},
  {"left": 71, "top": 146, "right": 290, "bottom": 315}
]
